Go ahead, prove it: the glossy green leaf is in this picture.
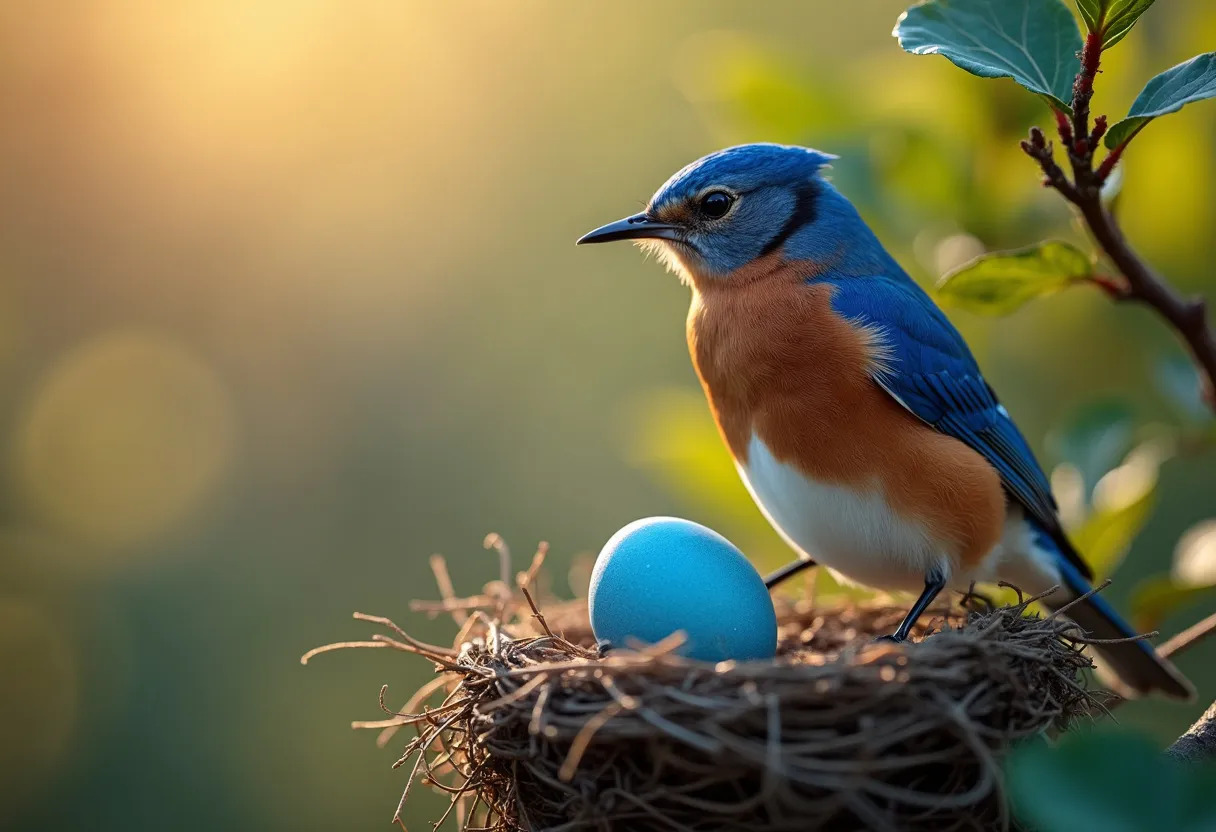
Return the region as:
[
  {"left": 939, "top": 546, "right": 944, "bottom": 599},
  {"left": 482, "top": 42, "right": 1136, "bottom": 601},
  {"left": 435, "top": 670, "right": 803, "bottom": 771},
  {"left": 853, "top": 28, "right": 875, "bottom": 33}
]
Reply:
[
  {"left": 894, "top": 0, "right": 1082, "bottom": 111},
  {"left": 1047, "top": 399, "right": 1136, "bottom": 499},
  {"left": 1130, "top": 576, "right": 1216, "bottom": 632},
  {"left": 1106, "top": 52, "right": 1216, "bottom": 147},
  {"left": 1007, "top": 729, "right": 1216, "bottom": 832},
  {"left": 936, "top": 241, "right": 1093, "bottom": 315},
  {"left": 1102, "top": 0, "right": 1156, "bottom": 48},
  {"left": 1074, "top": 0, "right": 1102, "bottom": 33},
  {"left": 1076, "top": 1, "right": 1156, "bottom": 48}
]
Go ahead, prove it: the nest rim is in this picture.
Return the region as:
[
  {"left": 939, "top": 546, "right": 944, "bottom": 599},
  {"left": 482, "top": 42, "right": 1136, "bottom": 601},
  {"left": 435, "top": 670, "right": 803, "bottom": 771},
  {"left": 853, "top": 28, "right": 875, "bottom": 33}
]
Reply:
[{"left": 305, "top": 555, "right": 1107, "bottom": 832}]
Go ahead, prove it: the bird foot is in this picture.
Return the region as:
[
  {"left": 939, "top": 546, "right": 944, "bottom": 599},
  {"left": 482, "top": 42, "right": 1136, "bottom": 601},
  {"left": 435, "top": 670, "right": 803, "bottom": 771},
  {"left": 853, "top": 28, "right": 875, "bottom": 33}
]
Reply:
[{"left": 874, "top": 633, "right": 906, "bottom": 644}]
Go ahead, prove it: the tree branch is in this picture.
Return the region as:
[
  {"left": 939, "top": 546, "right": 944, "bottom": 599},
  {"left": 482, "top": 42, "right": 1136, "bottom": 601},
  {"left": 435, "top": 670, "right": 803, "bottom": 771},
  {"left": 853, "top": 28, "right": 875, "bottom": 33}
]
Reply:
[
  {"left": 1167, "top": 699, "right": 1216, "bottom": 764},
  {"left": 1014, "top": 9, "right": 1216, "bottom": 771},
  {"left": 1019, "top": 35, "right": 1216, "bottom": 413},
  {"left": 1073, "top": 200, "right": 1216, "bottom": 411},
  {"left": 1067, "top": 33, "right": 1102, "bottom": 175}
]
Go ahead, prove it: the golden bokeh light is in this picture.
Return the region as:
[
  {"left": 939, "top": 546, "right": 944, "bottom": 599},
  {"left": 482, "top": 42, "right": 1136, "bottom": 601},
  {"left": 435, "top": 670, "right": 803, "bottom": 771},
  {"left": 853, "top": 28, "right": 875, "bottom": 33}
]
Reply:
[
  {"left": 13, "top": 331, "right": 236, "bottom": 553},
  {"left": 1175, "top": 519, "right": 1216, "bottom": 587},
  {"left": 0, "top": 2, "right": 1210, "bottom": 828}
]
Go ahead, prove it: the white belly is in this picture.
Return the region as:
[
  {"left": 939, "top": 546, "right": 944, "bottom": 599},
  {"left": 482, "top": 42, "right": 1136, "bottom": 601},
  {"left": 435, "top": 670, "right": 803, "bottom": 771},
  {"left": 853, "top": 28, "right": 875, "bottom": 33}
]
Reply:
[
  {"left": 739, "top": 434, "right": 1069, "bottom": 596},
  {"left": 738, "top": 434, "right": 947, "bottom": 592}
]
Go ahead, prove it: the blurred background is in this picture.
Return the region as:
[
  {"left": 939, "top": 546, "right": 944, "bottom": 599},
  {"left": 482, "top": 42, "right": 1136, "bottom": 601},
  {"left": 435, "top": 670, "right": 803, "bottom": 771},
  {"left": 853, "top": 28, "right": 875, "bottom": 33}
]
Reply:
[{"left": 2, "top": 1, "right": 1214, "bottom": 829}]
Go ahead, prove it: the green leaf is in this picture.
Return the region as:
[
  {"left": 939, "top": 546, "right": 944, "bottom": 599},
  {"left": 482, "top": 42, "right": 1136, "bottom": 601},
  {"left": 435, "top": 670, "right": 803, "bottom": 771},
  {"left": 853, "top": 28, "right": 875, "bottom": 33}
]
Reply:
[
  {"left": 1074, "top": 0, "right": 1102, "bottom": 34},
  {"left": 1106, "top": 52, "right": 1216, "bottom": 148},
  {"left": 1130, "top": 575, "right": 1216, "bottom": 632},
  {"left": 1007, "top": 729, "right": 1216, "bottom": 832},
  {"left": 1102, "top": 0, "right": 1156, "bottom": 49},
  {"left": 936, "top": 241, "right": 1093, "bottom": 315},
  {"left": 894, "top": 0, "right": 1082, "bottom": 111},
  {"left": 1074, "top": 2, "right": 1155, "bottom": 48}
]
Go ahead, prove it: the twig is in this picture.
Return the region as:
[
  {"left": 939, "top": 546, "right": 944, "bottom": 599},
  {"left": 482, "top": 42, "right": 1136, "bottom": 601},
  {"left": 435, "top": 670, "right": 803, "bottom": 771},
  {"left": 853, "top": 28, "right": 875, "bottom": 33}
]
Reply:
[
  {"left": 430, "top": 553, "right": 469, "bottom": 626},
  {"left": 1019, "top": 128, "right": 1079, "bottom": 201},
  {"left": 1020, "top": 35, "right": 1216, "bottom": 412},
  {"left": 517, "top": 541, "right": 549, "bottom": 592},
  {"left": 520, "top": 584, "right": 555, "bottom": 639},
  {"left": 484, "top": 533, "right": 512, "bottom": 591},
  {"left": 299, "top": 640, "right": 386, "bottom": 664},
  {"left": 354, "top": 612, "right": 458, "bottom": 657},
  {"left": 1159, "top": 611, "right": 1216, "bottom": 662},
  {"left": 558, "top": 702, "right": 623, "bottom": 781},
  {"left": 377, "top": 675, "right": 452, "bottom": 748}
]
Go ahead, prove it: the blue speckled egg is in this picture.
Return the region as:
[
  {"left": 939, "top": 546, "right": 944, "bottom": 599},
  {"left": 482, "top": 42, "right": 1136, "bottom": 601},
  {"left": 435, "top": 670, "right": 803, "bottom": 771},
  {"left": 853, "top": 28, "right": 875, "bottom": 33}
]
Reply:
[{"left": 588, "top": 517, "right": 777, "bottom": 663}]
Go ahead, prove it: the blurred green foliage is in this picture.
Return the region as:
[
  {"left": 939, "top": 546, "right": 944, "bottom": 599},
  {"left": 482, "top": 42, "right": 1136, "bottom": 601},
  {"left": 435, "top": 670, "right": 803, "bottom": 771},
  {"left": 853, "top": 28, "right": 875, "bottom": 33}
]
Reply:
[
  {"left": 0, "top": 1, "right": 1214, "bottom": 830},
  {"left": 1006, "top": 728, "right": 1216, "bottom": 832}
]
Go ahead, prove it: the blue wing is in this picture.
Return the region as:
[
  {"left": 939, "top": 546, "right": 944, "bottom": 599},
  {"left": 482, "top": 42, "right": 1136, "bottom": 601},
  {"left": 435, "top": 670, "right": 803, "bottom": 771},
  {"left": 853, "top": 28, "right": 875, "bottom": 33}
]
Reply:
[{"left": 822, "top": 271, "right": 1092, "bottom": 581}]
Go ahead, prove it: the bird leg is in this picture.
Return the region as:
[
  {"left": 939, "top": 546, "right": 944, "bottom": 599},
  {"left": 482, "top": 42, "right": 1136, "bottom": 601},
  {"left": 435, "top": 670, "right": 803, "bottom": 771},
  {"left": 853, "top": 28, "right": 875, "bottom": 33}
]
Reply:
[
  {"left": 764, "top": 558, "right": 818, "bottom": 590},
  {"left": 879, "top": 570, "right": 947, "bottom": 643}
]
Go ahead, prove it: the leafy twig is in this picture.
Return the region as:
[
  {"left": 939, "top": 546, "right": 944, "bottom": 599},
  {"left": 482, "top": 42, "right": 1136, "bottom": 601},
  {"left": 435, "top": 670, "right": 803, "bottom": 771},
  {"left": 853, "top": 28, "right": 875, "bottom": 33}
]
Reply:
[{"left": 1020, "top": 36, "right": 1216, "bottom": 413}]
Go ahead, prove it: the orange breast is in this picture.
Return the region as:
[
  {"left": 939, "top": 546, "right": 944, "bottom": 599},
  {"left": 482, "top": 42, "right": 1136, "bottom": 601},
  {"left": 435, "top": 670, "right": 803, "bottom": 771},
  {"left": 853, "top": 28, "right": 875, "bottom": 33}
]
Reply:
[{"left": 684, "top": 258, "right": 1005, "bottom": 566}]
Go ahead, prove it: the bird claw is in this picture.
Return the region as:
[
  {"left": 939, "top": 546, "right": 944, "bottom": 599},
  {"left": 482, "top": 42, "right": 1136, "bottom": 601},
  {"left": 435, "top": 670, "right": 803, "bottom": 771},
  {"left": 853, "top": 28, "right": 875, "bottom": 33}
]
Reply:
[{"left": 874, "top": 634, "right": 905, "bottom": 644}]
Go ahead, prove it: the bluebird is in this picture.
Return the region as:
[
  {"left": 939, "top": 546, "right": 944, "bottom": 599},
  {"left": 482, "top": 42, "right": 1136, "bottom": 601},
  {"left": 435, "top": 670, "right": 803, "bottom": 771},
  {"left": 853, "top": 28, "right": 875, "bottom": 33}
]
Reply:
[{"left": 578, "top": 143, "right": 1192, "bottom": 698}]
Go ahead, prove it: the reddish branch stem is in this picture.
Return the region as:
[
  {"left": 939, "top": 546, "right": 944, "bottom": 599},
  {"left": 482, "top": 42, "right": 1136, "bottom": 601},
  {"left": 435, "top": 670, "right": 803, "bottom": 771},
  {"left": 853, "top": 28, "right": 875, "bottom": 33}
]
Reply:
[
  {"left": 1069, "top": 32, "right": 1102, "bottom": 165},
  {"left": 1019, "top": 33, "right": 1216, "bottom": 412},
  {"left": 1021, "top": 29, "right": 1216, "bottom": 757}
]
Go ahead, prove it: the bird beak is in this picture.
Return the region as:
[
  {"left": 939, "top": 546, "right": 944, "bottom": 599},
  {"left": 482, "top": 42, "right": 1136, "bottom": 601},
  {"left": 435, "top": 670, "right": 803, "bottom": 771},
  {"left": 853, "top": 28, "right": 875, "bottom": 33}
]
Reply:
[{"left": 576, "top": 213, "right": 682, "bottom": 245}]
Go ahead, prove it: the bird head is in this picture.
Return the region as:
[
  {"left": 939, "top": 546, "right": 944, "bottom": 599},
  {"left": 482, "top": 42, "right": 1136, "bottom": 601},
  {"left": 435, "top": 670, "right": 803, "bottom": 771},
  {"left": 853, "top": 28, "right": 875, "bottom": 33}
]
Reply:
[{"left": 578, "top": 143, "right": 837, "bottom": 281}]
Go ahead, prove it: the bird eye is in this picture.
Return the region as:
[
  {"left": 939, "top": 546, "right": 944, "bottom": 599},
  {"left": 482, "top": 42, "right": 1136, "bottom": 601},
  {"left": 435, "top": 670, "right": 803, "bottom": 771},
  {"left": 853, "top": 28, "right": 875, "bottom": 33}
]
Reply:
[{"left": 698, "top": 190, "right": 734, "bottom": 219}]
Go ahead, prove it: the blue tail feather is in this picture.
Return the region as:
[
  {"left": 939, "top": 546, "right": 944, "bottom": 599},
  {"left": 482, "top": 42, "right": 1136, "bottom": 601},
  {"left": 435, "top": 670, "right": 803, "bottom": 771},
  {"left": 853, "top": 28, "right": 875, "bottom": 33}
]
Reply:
[
  {"left": 1051, "top": 549, "right": 1145, "bottom": 649},
  {"left": 1031, "top": 523, "right": 1193, "bottom": 699}
]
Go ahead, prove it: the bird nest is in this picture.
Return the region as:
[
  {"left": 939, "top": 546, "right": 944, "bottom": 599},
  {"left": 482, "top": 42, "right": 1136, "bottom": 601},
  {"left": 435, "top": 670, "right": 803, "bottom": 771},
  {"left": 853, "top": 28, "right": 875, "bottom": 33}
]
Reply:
[{"left": 303, "top": 540, "right": 1105, "bottom": 832}]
